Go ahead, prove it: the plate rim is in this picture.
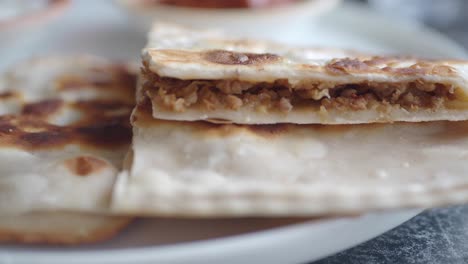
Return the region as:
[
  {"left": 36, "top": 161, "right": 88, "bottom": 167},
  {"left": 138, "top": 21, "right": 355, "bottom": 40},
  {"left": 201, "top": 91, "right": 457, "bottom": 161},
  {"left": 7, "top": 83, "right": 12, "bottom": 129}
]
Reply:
[{"left": 1, "top": 209, "right": 422, "bottom": 264}]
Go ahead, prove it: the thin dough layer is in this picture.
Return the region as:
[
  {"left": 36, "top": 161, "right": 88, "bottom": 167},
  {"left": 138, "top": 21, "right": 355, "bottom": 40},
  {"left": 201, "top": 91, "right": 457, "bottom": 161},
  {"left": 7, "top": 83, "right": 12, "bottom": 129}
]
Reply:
[{"left": 113, "top": 103, "right": 468, "bottom": 216}]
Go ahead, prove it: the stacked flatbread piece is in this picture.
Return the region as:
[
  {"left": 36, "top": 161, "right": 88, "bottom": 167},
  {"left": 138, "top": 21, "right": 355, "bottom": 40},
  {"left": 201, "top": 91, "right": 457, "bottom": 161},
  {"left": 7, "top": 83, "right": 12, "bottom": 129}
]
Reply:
[
  {"left": 113, "top": 24, "right": 468, "bottom": 216},
  {"left": 4, "top": 24, "right": 468, "bottom": 244},
  {"left": 0, "top": 56, "right": 136, "bottom": 243}
]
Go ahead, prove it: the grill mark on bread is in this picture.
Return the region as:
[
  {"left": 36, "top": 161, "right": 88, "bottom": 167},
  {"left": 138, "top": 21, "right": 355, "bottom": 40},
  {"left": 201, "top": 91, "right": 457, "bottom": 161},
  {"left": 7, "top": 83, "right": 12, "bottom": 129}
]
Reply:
[
  {"left": 64, "top": 156, "right": 108, "bottom": 176},
  {"left": 204, "top": 50, "right": 280, "bottom": 65},
  {"left": 0, "top": 60, "right": 136, "bottom": 151},
  {"left": 55, "top": 75, "right": 111, "bottom": 90},
  {"left": 326, "top": 58, "right": 370, "bottom": 74},
  {"left": 75, "top": 118, "right": 132, "bottom": 148},
  {"left": 326, "top": 57, "right": 458, "bottom": 76},
  {"left": 56, "top": 73, "right": 116, "bottom": 90},
  {"left": 0, "top": 91, "right": 20, "bottom": 99},
  {"left": 22, "top": 99, "right": 63, "bottom": 117},
  {"left": 55, "top": 64, "right": 136, "bottom": 96},
  {"left": 0, "top": 123, "right": 17, "bottom": 134},
  {"left": 247, "top": 124, "right": 290, "bottom": 136},
  {"left": 73, "top": 100, "right": 134, "bottom": 117},
  {"left": 19, "top": 130, "right": 71, "bottom": 148},
  {"left": 0, "top": 116, "right": 132, "bottom": 150},
  {"left": 0, "top": 57, "right": 136, "bottom": 244}
]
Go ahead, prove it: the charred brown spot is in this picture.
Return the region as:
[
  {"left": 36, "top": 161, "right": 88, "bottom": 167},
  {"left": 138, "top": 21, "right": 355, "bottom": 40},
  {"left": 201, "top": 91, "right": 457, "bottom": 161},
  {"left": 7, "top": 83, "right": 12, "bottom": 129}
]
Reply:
[
  {"left": 22, "top": 99, "right": 63, "bottom": 117},
  {"left": 55, "top": 65, "right": 136, "bottom": 95},
  {"left": 0, "top": 60, "right": 136, "bottom": 153},
  {"left": 430, "top": 65, "right": 456, "bottom": 75},
  {"left": 0, "top": 91, "right": 18, "bottom": 99},
  {"left": 113, "top": 64, "right": 138, "bottom": 91},
  {"left": 204, "top": 118, "right": 232, "bottom": 124},
  {"left": 326, "top": 58, "right": 370, "bottom": 75},
  {"left": 0, "top": 116, "right": 17, "bottom": 134},
  {"left": 362, "top": 56, "right": 393, "bottom": 67},
  {"left": 64, "top": 156, "right": 108, "bottom": 176},
  {"left": 204, "top": 50, "right": 280, "bottom": 65},
  {"left": 55, "top": 75, "right": 88, "bottom": 90},
  {"left": 383, "top": 66, "right": 426, "bottom": 75},
  {"left": 291, "top": 122, "right": 385, "bottom": 134},
  {"left": 18, "top": 130, "right": 70, "bottom": 148},
  {"left": 74, "top": 100, "right": 133, "bottom": 112},
  {"left": 0, "top": 114, "right": 131, "bottom": 150},
  {"left": 247, "top": 124, "right": 289, "bottom": 136},
  {"left": 75, "top": 120, "right": 132, "bottom": 147},
  {"left": 180, "top": 120, "right": 291, "bottom": 138},
  {"left": 0, "top": 124, "right": 16, "bottom": 134},
  {"left": 55, "top": 74, "right": 113, "bottom": 90}
]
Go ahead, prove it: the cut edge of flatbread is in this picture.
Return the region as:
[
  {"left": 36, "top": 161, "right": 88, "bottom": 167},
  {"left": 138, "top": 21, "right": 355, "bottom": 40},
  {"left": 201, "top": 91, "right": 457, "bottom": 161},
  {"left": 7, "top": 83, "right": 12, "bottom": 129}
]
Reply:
[
  {"left": 112, "top": 103, "right": 468, "bottom": 217},
  {"left": 141, "top": 23, "right": 468, "bottom": 124},
  {"left": 0, "top": 212, "right": 131, "bottom": 244}
]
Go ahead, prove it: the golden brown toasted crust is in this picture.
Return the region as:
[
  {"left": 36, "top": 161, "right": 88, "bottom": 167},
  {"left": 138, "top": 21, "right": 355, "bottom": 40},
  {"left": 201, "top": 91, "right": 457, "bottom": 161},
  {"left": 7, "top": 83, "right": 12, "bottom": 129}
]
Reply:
[
  {"left": 0, "top": 60, "right": 136, "bottom": 151},
  {"left": 132, "top": 100, "right": 386, "bottom": 138},
  {"left": 204, "top": 50, "right": 281, "bottom": 66},
  {"left": 0, "top": 214, "right": 132, "bottom": 245},
  {"left": 64, "top": 156, "right": 109, "bottom": 177},
  {"left": 326, "top": 57, "right": 458, "bottom": 76},
  {"left": 0, "top": 91, "right": 20, "bottom": 99},
  {"left": 0, "top": 56, "right": 137, "bottom": 245},
  {"left": 22, "top": 99, "right": 64, "bottom": 117},
  {"left": 54, "top": 64, "right": 136, "bottom": 95},
  {"left": 0, "top": 114, "right": 131, "bottom": 151},
  {"left": 146, "top": 49, "right": 462, "bottom": 78}
]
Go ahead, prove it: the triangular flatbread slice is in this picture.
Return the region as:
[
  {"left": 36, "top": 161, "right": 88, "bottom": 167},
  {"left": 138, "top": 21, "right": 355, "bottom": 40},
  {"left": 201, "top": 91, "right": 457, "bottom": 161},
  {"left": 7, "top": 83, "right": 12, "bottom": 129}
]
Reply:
[{"left": 0, "top": 56, "right": 136, "bottom": 244}]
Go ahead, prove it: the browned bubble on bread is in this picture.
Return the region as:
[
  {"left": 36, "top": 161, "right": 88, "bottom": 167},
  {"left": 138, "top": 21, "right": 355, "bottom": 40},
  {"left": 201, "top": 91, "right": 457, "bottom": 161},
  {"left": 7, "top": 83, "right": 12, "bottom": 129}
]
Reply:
[
  {"left": 0, "top": 105, "right": 131, "bottom": 151},
  {"left": 204, "top": 50, "right": 280, "bottom": 66},
  {"left": 326, "top": 57, "right": 458, "bottom": 76},
  {"left": 64, "top": 156, "right": 109, "bottom": 177}
]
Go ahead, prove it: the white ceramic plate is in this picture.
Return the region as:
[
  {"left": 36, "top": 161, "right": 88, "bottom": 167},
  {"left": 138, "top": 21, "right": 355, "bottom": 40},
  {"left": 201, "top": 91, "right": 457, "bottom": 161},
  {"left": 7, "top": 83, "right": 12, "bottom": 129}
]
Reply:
[
  {"left": 114, "top": 0, "right": 341, "bottom": 40},
  {"left": 0, "top": 1, "right": 466, "bottom": 264}
]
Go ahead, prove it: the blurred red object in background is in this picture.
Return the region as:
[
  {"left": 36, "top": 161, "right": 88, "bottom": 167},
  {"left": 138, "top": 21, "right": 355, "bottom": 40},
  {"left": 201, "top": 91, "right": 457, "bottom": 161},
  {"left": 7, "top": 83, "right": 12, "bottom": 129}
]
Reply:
[{"left": 152, "top": 0, "right": 297, "bottom": 9}]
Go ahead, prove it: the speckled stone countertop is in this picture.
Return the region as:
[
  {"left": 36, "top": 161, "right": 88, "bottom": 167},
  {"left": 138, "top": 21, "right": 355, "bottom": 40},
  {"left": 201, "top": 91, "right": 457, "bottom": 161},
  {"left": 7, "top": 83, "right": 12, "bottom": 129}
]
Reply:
[{"left": 313, "top": 206, "right": 468, "bottom": 264}]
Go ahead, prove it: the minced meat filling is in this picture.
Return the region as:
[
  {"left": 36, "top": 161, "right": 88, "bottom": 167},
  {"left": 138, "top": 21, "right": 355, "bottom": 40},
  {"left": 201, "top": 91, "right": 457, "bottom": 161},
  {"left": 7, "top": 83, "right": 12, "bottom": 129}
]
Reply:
[{"left": 143, "top": 71, "right": 456, "bottom": 113}]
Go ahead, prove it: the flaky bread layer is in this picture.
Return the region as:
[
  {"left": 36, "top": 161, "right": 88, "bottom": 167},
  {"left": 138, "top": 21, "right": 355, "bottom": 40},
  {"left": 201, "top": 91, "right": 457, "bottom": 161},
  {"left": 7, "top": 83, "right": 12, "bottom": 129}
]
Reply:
[{"left": 113, "top": 105, "right": 468, "bottom": 216}]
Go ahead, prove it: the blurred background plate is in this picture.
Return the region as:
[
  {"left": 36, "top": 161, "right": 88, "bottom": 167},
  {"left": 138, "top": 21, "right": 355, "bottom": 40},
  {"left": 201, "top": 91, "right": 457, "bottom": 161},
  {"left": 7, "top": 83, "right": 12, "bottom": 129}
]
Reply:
[
  {"left": 115, "top": 0, "right": 342, "bottom": 40},
  {"left": 0, "top": 0, "right": 70, "bottom": 68},
  {"left": 0, "top": 1, "right": 466, "bottom": 264}
]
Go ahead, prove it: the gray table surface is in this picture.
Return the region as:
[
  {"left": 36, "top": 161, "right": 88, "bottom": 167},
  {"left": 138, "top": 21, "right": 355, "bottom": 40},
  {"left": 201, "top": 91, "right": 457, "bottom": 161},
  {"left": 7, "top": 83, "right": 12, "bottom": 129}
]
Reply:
[
  {"left": 312, "top": 11, "right": 468, "bottom": 263},
  {"left": 313, "top": 206, "right": 468, "bottom": 264}
]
